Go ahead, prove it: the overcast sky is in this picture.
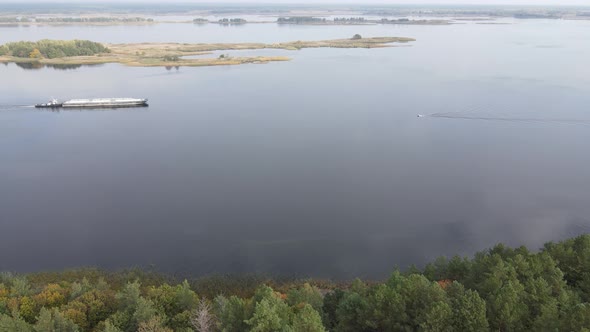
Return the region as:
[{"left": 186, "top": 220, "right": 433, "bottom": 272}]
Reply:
[{"left": 3, "top": 0, "right": 590, "bottom": 5}]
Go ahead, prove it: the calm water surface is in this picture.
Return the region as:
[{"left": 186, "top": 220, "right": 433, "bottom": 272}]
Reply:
[{"left": 1, "top": 19, "right": 590, "bottom": 278}]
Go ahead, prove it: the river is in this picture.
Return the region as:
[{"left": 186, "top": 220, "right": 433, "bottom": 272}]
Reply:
[{"left": 1, "top": 18, "right": 590, "bottom": 278}]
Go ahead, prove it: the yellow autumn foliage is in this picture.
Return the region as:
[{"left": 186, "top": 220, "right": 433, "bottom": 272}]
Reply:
[
  {"left": 29, "top": 48, "right": 42, "bottom": 59},
  {"left": 34, "top": 283, "right": 68, "bottom": 308},
  {"left": 19, "top": 296, "right": 37, "bottom": 323}
]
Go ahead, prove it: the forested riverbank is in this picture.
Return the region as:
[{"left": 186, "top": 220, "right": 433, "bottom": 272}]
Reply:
[{"left": 1, "top": 234, "right": 590, "bottom": 331}]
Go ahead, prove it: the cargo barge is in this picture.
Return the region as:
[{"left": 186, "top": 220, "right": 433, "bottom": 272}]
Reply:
[{"left": 35, "top": 98, "right": 148, "bottom": 109}]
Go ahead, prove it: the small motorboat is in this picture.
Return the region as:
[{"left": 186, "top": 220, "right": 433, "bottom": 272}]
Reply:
[
  {"left": 35, "top": 99, "right": 63, "bottom": 108},
  {"left": 417, "top": 114, "right": 425, "bottom": 118}
]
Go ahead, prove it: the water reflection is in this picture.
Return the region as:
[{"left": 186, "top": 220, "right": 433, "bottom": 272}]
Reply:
[{"left": 14, "top": 62, "right": 104, "bottom": 71}]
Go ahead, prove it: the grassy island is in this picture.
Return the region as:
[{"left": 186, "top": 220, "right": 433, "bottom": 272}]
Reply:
[
  {"left": 0, "top": 36, "right": 415, "bottom": 68},
  {"left": 1, "top": 234, "right": 590, "bottom": 331}
]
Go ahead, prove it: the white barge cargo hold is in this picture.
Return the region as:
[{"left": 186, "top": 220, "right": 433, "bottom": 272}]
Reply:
[
  {"left": 62, "top": 98, "right": 148, "bottom": 108},
  {"left": 36, "top": 98, "right": 148, "bottom": 109}
]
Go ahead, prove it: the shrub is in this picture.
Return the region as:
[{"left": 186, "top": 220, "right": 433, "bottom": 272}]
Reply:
[{"left": 163, "top": 55, "right": 180, "bottom": 62}]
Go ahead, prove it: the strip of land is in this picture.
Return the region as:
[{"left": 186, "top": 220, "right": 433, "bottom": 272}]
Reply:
[
  {"left": 276, "top": 17, "right": 452, "bottom": 25},
  {"left": 0, "top": 15, "right": 454, "bottom": 26},
  {"left": 0, "top": 37, "right": 414, "bottom": 68},
  {"left": 0, "top": 16, "right": 158, "bottom": 26}
]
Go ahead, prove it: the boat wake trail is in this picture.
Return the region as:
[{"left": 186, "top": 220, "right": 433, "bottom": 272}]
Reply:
[
  {"left": 426, "top": 107, "right": 590, "bottom": 126},
  {"left": 0, "top": 105, "right": 35, "bottom": 111}
]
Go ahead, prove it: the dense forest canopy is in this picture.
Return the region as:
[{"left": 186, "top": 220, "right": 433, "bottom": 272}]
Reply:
[
  {"left": 0, "top": 40, "right": 109, "bottom": 59},
  {"left": 1, "top": 234, "right": 590, "bottom": 331}
]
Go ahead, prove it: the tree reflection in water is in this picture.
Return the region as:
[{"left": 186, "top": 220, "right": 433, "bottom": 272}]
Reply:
[{"left": 15, "top": 62, "right": 103, "bottom": 70}]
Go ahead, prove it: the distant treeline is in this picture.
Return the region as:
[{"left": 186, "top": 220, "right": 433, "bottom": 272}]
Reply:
[
  {"left": 0, "top": 17, "right": 153, "bottom": 23},
  {"left": 277, "top": 17, "right": 327, "bottom": 24},
  {"left": 35, "top": 17, "right": 153, "bottom": 23},
  {"left": 381, "top": 18, "right": 411, "bottom": 23},
  {"left": 333, "top": 17, "right": 366, "bottom": 22},
  {"left": 276, "top": 17, "right": 429, "bottom": 25},
  {"left": 380, "top": 18, "right": 450, "bottom": 25},
  {"left": 0, "top": 40, "right": 109, "bottom": 59},
  {"left": 0, "top": 17, "right": 27, "bottom": 23},
  {"left": 513, "top": 13, "right": 560, "bottom": 19},
  {"left": 1, "top": 234, "right": 590, "bottom": 331},
  {"left": 217, "top": 18, "right": 247, "bottom": 25},
  {"left": 362, "top": 8, "right": 588, "bottom": 19}
]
